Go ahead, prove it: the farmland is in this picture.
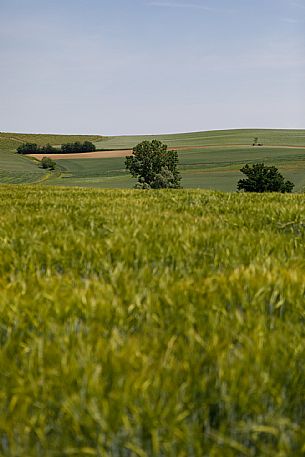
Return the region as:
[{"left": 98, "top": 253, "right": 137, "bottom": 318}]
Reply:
[
  {"left": 1, "top": 129, "right": 305, "bottom": 189},
  {"left": 51, "top": 144, "right": 305, "bottom": 191},
  {"left": 0, "top": 149, "right": 47, "bottom": 184},
  {"left": 0, "top": 132, "right": 105, "bottom": 185},
  {"left": 0, "top": 186, "right": 305, "bottom": 456}
]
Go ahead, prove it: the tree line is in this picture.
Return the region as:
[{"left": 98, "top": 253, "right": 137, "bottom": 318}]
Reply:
[{"left": 16, "top": 141, "right": 96, "bottom": 155}]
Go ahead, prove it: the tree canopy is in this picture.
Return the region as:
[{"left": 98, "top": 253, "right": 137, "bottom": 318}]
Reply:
[
  {"left": 60, "top": 141, "right": 96, "bottom": 153},
  {"left": 237, "top": 163, "right": 294, "bottom": 193},
  {"left": 125, "top": 140, "right": 181, "bottom": 189},
  {"left": 41, "top": 157, "right": 56, "bottom": 170},
  {"left": 16, "top": 143, "right": 39, "bottom": 155},
  {"left": 16, "top": 141, "right": 96, "bottom": 155}
]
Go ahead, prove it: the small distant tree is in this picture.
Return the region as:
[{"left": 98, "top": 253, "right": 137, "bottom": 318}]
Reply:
[
  {"left": 237, "top": 163, "right": 294, "bottom": 193},
  {"left": 252, "top": 137, "right": 264, "bottom": 146},
  {"left": 125, "top": 140, "right": 181, "bottom": 189},
  {"left": 41, "top": 157, "right": 56, "bottom": 170}
]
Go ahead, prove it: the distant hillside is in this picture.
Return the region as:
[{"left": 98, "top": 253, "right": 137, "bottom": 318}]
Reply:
[
  {"left": 95, "top": 129, "right": 305, "bottom": 150},
  {"left": 1, "top": 129, "right": 305, "bottom": 187},
  {"left": 1, "top": 129, "right": 304, "bottom": 153}
]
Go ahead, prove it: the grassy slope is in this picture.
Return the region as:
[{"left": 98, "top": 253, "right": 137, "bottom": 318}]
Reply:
[
  {"left": 0, "top": 132, "right": 106, "bottom": 184},
  {"left": 51, "top": 129, "right": 305, "bottom": 189},
  {"left": 0, "top": 132, "right": 105, "bottom": 150},
  {"left": 0, "top": 151, "right": 47, "bottom": 184},
  {"left": 1, "top": 129, "right": 305, "bottom": 188},
  {"left": 179, "top": 145, "right": 305, "bottom": 191},
  {"left": 49, "top": 144, "right": 305, "bottom": 191},
  {"left": 47, "top": 157, "right": 134, "bottom": 188},
  {"left": 95, "top": 128, "right": 305, "bottom": 149},
  {"left": 0, "top": 186, "right": 304, "bottom": 456}
]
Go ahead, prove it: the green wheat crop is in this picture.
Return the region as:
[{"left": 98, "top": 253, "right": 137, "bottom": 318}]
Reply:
[{"left": 0, "top": 186, "right": 304, "bottom": 456}]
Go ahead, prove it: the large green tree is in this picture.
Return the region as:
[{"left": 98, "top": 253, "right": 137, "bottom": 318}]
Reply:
[
  {"left": 125, "top": 140, "right": 181, "bottom": 189},
  {"left": 237, "top": 163, "right": 294, "bottom": 193}
]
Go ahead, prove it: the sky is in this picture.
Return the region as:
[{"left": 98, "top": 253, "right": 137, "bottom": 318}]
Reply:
[{"left": 0, "top": 0, "right": 304, "bottom": 135}]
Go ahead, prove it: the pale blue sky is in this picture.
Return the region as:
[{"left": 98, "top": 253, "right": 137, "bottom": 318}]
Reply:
[{"left": 1, "top": 0, "right": 304, "bottom": 134}]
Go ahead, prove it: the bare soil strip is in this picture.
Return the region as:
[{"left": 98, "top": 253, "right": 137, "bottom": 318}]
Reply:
[
  {"left": 29, "top": 144, "right": 305, "bottom": 161},
  {"left": 29, "top": 150, "right": 134, "bottom": 160}
]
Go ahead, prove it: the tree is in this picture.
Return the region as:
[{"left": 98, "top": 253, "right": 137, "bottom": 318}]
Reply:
[
  {"left": 237, "top": 163, "right": 294, "bottom": 193},
  {"left": 60, "top": 141, "right": 96, "bottom": 153},
  {"left": 16, "top": 143, "right": 39, "bottom": 154},
  {"left": 82, "top": 141, "right": 96, "bottom": 152},
  {"left": 41, "top": 157, "right": 56, "bottom": 170},
  {"left": 125, "top": 140, "right": 181, "bottom": 189},
  {"left": 40, "top": 144, "right": 57, "bottom": 154},
  {"left": 252, "top": 137, "right": 263, "bottom": 147}
]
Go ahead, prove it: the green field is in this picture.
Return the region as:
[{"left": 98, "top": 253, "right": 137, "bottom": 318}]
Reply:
[
  {"left": 0, "top": 132, "right": 105, "bottom": 185},
  {"left": 0, "top": 186, "right": 304, "bottom": 456},
  {"left": 0, "top": 129, "right": 305, "bottom": 188},
  {"left": 94, "top": 128, "right": 305, "bottom": 150},
  {"left": 49, "top": 144, "right": 305, "bottom": 191},
  {"left": 0, "top": 150, "right": 47, "bottom": 184}
]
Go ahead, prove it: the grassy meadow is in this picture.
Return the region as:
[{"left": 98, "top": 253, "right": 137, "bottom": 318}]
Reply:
[{"left": 0, "top": 186, "right": 304, "bottom": 456}]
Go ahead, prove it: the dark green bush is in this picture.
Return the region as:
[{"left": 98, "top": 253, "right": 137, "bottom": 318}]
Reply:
[
  {"left": 238, "top": 163, "right": 294, "bottom": 193},
  {"left": 41, "top": 157, "right": 56, "bottom": 170},
  {"left": 60, "top": 141, "right": 96, "bottom": 153},
  {"left": 16, "top": 143, "right": 39, "bottom": 154}
]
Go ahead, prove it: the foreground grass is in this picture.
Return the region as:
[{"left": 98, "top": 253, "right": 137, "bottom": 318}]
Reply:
[{"left": 0, "top": 186, "right": 304, "bottom": 456}]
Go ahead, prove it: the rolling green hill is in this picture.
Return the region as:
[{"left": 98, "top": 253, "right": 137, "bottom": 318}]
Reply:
[
  {"left": 94, "top": 128, "right": 305, "bottom": 149},
  {"left": 0, "top": 132, "right": 106, "bottom": 184},
  {"left": 0, "top": 150, "right": 47, "bottom": 184},
  {"left": 0, "top": 132, "right": 106, "bottom": 152},
  {"left": 1, "top": 129, "right": 305, "bottom": 188},
  {"left": 47, "top": 144, "right": 305, "bottom": 191},
  {"left": 0, "top": 186, "right": 304, "bottom": 455}
]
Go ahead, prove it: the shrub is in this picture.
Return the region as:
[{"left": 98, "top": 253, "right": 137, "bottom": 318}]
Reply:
[
  {"left": 237, "top": 163, "right": 294, "bottom": 193},
  {"left": 41, "top": 157, "right": 56, "bottom": 170}
]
